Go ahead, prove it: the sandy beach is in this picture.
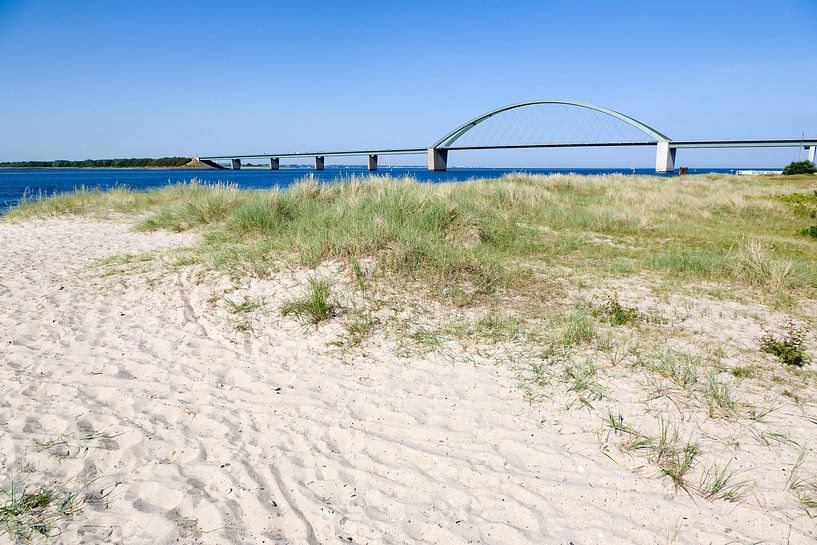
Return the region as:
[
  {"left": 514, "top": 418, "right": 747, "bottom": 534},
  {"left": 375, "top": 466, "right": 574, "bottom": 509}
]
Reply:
[{"left": 0, "top": 210, "right": 815, "bottom": 544}]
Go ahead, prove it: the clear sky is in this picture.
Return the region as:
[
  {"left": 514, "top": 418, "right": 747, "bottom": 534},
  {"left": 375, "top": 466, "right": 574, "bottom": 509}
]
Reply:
[{"left": 1, "top": 0, "right": 815, "bottom": 167}]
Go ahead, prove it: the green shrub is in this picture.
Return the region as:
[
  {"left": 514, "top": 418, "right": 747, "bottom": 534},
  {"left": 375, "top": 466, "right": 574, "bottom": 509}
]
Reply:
[
  {"left": 782, "top": 161, "right": 817, "bottom": 175},
  {"left": 596, "top": 293, "right": 641, "bottom": 326},
  {"left": 760, "top": 321, "right": 809, "bottom": 367},
  {"left": 799, "top": 225, "right": 817, "bottom": 239}
]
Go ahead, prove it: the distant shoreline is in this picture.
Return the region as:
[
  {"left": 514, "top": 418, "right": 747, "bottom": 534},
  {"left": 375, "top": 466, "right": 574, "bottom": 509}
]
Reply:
[
  {"left": 0, "top": 157, "right": 201, "bottom": 169},
  {"left": 0, "top": 166, "right": 214, "bottom": 170}
]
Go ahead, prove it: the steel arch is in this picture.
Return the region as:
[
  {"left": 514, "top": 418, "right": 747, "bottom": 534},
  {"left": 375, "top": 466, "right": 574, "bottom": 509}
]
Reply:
[{"left": 431, "top": 99, "right": 671, "bottom": 149}]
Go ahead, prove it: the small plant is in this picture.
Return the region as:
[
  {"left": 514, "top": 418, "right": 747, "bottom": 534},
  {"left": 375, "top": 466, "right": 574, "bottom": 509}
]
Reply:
[
  {"left": 760, "top": 321, "right": 809, "bottom": 367},
  {"left": 597, "top": 293, "right": 641, "bottom": 326},
  {"left": 35, "top": 430, "right": 122, "bottom": 459},
  {"left": 747, "top": 398, "right": 779, "bottom": 422},
  {"left": 342, "top": 312, "right": 376, "bottom": 347},
  {"left": 660, "top": 443, "right": 700, "bottom": 492},
  {"left": 0, "top": 479, "right": 84, "bottom": 541},
  {"left": 750, "top": 428, "right": 793, "bottom": 447},
  {"left": 698, "top": 463, "right": 748, "bottom": 502},
  {"left": 517, "top": 349, "right": 606, "bottom": 408},
  {"left": 637, "top": 418, "right": 701, "bottom": 492},
  {"left": 782, "top": 160, "right": 817, "bottom": 175},
  {"left": 604, "top": 409, "right": 638, "bottom": 436},
  {"left": 799, "top": 225, "right": 817, "bottom": 239},
  {"left": 234, "top": 320, "right": 254, "bottom": 334},
  {"left": 652, "top": 418, "right": 678, "bottom": 464},
  {"left": 702, "top": 374, "right": 738, "bottom": 417},
  {"left": 224, "top": 296, "right": 265, "bottom": 314},
  {"left": 782, "top": 389, "right": 802, "bottom": 404},
  {"left": 559, "top": 307, "right": 596, "bottom": 347},
  {"left": 644, "top": 350, "right": 699, "bottom": 389},
  {"left": 787, "top": 448, "right": 817, "bottom": 513},
  {"left": 620, "top": 434, "right": 655, "bottom": 452},
  {"left": 561, "top": 358, "right": 607, "bottom": 409},
  {"left": 281, "top": 276, "right": 338, "bottom": 325},
  {"left": 730, "top": 366, "right": 754, "bottom": 379},
  {"left": 408, "top": 327, "right": 444, "bottom": 352},
  {"left": 473, "top": 312, "right": 523, "bottom": 342},
  {"left": 349, "top": 258, "right": 367, "bottom": 291}
]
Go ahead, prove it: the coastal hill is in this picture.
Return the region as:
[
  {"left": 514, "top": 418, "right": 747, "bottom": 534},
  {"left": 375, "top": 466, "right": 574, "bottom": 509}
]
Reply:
[{"left": 0, "top": 156, "right": 220, "bottom": 169}]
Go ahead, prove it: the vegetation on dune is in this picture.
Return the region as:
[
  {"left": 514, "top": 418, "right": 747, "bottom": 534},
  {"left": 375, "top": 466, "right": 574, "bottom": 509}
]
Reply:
[
  {"left": 5, "top": 173, "right": 817, "bottom": 301},
  {"left": 0, "top": 157, "right": 192, "bottom": 168},
  {"left": 281, "top": 276, "right": 338, "bottom": 325},
  {"left": 801, "top": 225, "right": 817, "bottom": 239},
  {"left": 760, "top": 321, "right": 810, "bottom": 367},
  {"left": 782, "top": 160, "right": 817, "bottom": 175},
  {"left": 0, "top": 479, "right": 84, "bottom": 541}
]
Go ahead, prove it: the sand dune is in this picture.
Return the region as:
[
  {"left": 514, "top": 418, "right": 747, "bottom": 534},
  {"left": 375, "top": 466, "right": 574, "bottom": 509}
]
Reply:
[{"left": 1, "top": 217, "right": 815, "bottom": 544}]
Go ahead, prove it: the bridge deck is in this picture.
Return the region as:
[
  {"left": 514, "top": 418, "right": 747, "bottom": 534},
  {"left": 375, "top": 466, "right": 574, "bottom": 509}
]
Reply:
[
  {"left": 199, "top": 139, "right": 817, "bottom": 162},
  {"left": 200, "top": 148, "right": 425, "bottom": 160}
]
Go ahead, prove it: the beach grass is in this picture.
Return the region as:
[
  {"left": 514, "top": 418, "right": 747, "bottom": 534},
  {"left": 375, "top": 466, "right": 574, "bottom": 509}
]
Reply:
[
  {"left": 0, "top": 478, "right": 83, "bottom": 542},
  {"left": 281, "top": 276, "right": 338, "bottom": 325},
  {"left": 5, "top": 173, "right": 817, "bottom": 304}
]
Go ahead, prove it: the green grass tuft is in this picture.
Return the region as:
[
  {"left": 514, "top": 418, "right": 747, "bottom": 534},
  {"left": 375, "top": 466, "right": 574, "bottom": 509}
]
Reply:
[
  {"left": 281, "top": 276, "right": 338, "bottom": 325},
  {"left": 643, "top": 350, "right": 699, "bottom": 389},
  {"left": 0, "top": 479, "right": 83, "bottom": 542},
  {"left": 698, "top": 463, "right": 748, "bottom": 502},
  {"left": 702, "top": 374, "right": 738, "bottom": 417},
  {"left": 342, "top": 312, "right": 376, "bottom": 347},
  {"left": 472, "top": 312, "right": 524, "bottom": 342},
  {"left": 559, "top": 307, "right": 596, "bottom": 347}
]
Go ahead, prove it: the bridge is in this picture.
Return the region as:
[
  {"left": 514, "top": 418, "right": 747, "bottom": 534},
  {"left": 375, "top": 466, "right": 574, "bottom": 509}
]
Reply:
[{"left": 198, "top": 100, "right": 817, "bottom": 173}]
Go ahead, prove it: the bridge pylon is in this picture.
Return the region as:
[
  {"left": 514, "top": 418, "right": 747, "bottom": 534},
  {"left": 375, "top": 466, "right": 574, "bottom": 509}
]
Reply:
[
  {"left": 655, "top": 142, "right": 677, "bottom": 173},
  {"left": 427, "top": 148, "right": 448, "bottom": 171}
]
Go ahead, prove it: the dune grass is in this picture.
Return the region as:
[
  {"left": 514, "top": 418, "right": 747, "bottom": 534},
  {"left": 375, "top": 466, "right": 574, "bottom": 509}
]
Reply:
[
  {"left": 0, "top": 478, "right": 83, "bottom": 542},
  {"left": 5, "top": 173, "right": 817, "bottom": 303},
  {"left": 281, "top": 276, "right": 337, "bottom": 325}
]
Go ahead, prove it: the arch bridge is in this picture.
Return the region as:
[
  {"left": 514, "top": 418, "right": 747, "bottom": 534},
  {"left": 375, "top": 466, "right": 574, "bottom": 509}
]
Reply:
[{"left": 199, "top": 100, "right": 817, "bottom": 173}]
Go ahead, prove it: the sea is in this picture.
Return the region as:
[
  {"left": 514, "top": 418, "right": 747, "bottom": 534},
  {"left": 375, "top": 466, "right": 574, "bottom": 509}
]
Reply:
[{"left": 0, "top": 166, "right": 741, "bottom": 211}]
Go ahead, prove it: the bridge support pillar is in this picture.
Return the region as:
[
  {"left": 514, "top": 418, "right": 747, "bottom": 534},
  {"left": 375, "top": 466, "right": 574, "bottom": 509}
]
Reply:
[
  {"left": 807, "top": 146, "right": 816, "bottom": 163},
  {"left": 655, "top": 142, "right": 676, "bottom": 173},
  {"left": 315, "top": 156, "right": 325, "bottom": 170},
  {"left": 368, "top": 154, "right": 378, "bottom": 171},
  {"left": 269, "top": 157, "right": 279, "bottom": 170},
  {"left": 427, "top": 148, "right": 448, "bottom": 171},
  {"left": 231, "top": 158, "right": 241, "bottom": 170}
]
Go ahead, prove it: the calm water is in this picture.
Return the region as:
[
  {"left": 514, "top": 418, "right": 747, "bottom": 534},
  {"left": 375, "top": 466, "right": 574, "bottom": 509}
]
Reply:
[{"left": 0, "top": 166, "right": 739, "bottom": 211}]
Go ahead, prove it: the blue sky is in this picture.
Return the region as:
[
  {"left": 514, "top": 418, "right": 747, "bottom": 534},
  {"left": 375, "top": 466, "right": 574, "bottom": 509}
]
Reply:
[{"left": 1, "top": 0, "right": 815, "bottom": 167}]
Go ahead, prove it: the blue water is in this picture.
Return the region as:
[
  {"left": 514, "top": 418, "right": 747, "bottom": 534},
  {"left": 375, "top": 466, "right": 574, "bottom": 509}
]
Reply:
[{"left": 0, "top": 166, "right": 739, "bottom": 211}]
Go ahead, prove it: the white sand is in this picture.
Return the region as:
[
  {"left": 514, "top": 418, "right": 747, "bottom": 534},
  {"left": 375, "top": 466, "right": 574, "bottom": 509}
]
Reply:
[{"left": 1, "top": 217, "right": 815, "bottom": 544}]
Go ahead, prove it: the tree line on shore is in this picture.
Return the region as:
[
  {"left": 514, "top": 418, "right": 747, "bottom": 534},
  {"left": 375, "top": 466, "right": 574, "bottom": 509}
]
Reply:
[{"left": 0, "top": 157, "right": 191, "bottom": 168}]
